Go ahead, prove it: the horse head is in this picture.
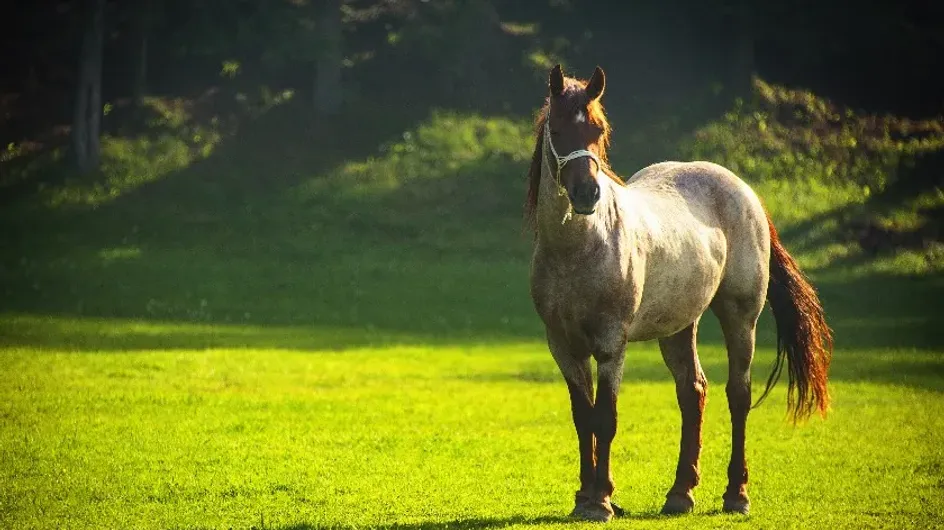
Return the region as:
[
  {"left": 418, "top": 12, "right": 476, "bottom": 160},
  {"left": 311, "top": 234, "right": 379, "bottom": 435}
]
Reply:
[{"left": 543, "top": 64, "right": 609, "bottom": 215}]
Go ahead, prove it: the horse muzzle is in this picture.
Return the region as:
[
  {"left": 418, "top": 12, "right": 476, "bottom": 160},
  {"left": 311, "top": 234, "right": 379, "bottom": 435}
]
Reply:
[{"left": 569, "top": 182, "right": 601, "bottom": 215}]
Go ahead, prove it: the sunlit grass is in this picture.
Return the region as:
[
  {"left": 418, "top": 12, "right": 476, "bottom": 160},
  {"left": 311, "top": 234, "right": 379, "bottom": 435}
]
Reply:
[
  {"left": 43, "top": 134, "right": 206, "bottom": 207},
  {"left": 32, "top": 89, "right": 299, "bottom": 208},
  {"left": 296, "top": 110, "right": 531, "bottom": 199},
  {"left": 1, "top": 321, "right": 942, "bottom": 529},
  {"left": 98, "top": 246, "right": 143, "bottom": 262}
]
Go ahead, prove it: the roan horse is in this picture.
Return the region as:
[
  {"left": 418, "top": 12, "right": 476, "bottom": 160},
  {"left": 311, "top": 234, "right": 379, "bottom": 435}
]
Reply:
[{"left": 527, "top": 65, "right": 832, "bottom": 522}]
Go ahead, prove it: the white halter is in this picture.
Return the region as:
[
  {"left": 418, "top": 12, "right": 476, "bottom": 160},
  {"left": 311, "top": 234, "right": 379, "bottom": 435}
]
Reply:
[{"left": 542, "top": 117, "right": 603, "bottom": 194}]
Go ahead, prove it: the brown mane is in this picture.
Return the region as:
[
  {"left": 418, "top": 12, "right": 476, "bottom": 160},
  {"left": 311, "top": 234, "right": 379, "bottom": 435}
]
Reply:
[{"left": 525, "top": 76, "right": 623, "bottom": 231}]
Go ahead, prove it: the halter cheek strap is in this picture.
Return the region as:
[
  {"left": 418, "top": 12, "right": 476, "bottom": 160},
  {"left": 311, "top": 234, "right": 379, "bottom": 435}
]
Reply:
[{"left": 542, "top": 118, "right": 603, "bottom": 193}]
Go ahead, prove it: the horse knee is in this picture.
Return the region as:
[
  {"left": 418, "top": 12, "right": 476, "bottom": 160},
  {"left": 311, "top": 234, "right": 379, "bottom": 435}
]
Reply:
[
  {"left": 725, "top": 379, "right": 751, "bottom": 415},
  {"left": 593, "top": 371, "right": 620, "bottom": 442},
  {"left": 592, "top": 400, "right": 618, "bottom": 442},
  {"left": 593, "top": 413, "right": 617, "bottom": 442},
  {"left": 573, "top": 410, "right": 595, "bottom": 436},
  {"left": 567, "top": 380, "right": 595, "bottom": 433}
]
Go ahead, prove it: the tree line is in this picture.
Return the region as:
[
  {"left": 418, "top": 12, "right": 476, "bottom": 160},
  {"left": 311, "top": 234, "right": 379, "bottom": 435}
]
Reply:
[{"left": 2, "top": 0, "right": 941, "bottom": 174}]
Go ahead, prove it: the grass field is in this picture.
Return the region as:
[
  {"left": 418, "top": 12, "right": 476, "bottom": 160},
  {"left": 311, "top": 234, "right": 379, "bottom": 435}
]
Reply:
[{"left": 2, "top": 107, "right": 944, "bottom": 529}]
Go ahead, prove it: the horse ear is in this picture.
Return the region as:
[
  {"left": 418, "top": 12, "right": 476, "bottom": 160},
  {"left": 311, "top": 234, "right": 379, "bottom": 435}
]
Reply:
[
  {"left": 586, "top": 66, "right": 605, "bottom": 101},
  {"left": 549, "top": 64, "right": 564, "bottom": 96}
]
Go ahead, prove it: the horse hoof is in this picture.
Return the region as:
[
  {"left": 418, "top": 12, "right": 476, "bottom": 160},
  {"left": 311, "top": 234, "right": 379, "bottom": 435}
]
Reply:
[
  {"left": 660, "top": 492, "right": 695, "bottom": 515},
  {"left": 570, "top": 500, "right": 614, "bottom": 523},
  {"left": 722, "top": 495, "right": 750, "bottom": 514}
]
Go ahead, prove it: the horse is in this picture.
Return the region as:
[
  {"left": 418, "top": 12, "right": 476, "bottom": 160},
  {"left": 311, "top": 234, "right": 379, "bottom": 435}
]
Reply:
[{"left": 526, "top": 64, "right": 832, "bottom": 522}]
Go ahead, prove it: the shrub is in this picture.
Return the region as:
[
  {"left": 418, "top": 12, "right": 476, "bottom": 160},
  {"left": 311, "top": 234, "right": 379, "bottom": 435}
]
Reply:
[{"left": 683, "top": 77, "right": 944, "bottom": 192}]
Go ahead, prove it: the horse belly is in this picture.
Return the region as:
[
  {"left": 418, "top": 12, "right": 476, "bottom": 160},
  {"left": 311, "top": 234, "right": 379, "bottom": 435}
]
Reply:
[{"left": 625, "top": 250, "right": 723, "bottom": 342}]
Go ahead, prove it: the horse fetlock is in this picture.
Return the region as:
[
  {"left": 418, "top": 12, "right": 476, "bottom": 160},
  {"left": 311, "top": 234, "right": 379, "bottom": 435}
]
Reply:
[
  {"left": 592, "top": 482, "right": 614, "bottom": 503},
  {"left": 574, "top": 488, "right": 594, "bottom": 506}
]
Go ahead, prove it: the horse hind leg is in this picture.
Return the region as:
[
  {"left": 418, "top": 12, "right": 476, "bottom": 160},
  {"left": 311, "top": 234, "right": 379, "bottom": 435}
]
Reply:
[
  {"left": 711, "top": 293, "right": 764, "bottom": 515},
  {"left": 659, "top": 319, "right": 707, "bottom": 515}
]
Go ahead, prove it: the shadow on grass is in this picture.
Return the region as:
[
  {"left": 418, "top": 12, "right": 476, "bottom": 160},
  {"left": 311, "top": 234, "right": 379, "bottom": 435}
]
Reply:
[
  {"left": 1, "top": 266, "right": 941, "bottom": 351},
  {"left": 0, "top": 313, "right": 536, "bottom": 353},
  {"left": 276, "top": 510, "right": 682, "bottom": 530},
  {"left": 452, "top": 344, "right": 944, "bottom": 393},
  {"left": 279, "top": 516, "right": 570, "bottom": 530},
  {"left": 2, "top": 308, "right": 942, "bottom": 394}
]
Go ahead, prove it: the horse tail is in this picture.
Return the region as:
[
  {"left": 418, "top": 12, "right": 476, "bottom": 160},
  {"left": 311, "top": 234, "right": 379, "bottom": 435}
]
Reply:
[{"left": 754, "top": 212, "right": 833, "bottom": 422}]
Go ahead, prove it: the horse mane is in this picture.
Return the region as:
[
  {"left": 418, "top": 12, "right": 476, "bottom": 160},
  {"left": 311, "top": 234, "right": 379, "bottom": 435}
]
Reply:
[{"left": 525, "top": 76, "right": 623, "bottom": 231}]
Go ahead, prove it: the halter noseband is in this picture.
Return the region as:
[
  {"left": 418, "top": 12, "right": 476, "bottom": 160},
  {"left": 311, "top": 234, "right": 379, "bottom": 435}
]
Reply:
[{"left": 542, "top": 118, "right": 603, "bottom": 193}]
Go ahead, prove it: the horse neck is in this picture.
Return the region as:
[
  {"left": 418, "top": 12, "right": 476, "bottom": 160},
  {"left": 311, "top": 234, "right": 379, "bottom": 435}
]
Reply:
[{"left": 535, "top": 162, "right": 621, "bottom": 253}]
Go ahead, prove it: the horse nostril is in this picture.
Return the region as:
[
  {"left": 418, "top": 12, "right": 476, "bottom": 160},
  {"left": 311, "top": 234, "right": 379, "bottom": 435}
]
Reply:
[
  {"left": 579, "top": 184, "right": 599, "bottom": 204},
  {"left": 571, "top": 184, "right": 600, "bottom": 210}
]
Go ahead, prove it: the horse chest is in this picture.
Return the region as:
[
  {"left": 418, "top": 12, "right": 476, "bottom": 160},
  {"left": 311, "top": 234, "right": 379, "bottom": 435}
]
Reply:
[{"left": 531, "top": 260, "right": 631, "bottom": 355}]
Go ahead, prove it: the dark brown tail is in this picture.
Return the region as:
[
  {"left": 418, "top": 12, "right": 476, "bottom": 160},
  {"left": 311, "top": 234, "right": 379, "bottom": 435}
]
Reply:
[{"left": 754, "top": 213, "right": 833, "bottom": 422}]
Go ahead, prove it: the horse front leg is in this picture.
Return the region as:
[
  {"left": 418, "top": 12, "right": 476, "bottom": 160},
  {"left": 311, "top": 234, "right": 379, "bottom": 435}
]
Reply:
[
  {"left": 580, "top": 351, "right": 625, "bottom": 522},
  {"left": 566, "top": 372, "right": 596, "bottom": 511},
  {"left": 546, "top": 331, "right": 596, "bottom": 517}
]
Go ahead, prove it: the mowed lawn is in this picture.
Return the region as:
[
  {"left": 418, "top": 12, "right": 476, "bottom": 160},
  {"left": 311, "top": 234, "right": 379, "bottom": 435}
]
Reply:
[
  {"left": 2, "top": 292, "right": 944, "bottom": 529},
  {"left": 2, "top": 110, "right": 944, "bottom": 529}
]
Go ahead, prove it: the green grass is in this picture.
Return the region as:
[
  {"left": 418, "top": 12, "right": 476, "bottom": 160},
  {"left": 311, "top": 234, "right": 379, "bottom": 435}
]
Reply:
[
  {"left": 2, "top": 322, "right": 943, "bottom": 529},
  {"left": 2, "top": 99, "right": 944, "bottom": 529}
]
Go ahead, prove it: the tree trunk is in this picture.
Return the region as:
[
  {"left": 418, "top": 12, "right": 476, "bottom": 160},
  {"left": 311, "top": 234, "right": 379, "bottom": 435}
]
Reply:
[
  {"left": 314, "top": 0, "right": 343, "bottom": 115},
  {"left": 730, "top": 0, "right": 755, "bottom": 98},
  {"left": 447, "top": 0, "right": 501, "bottom": 106},
  {"left": 132, "top": 0, "right": 152, "bottom": 108},
  {"left": 73, "top": 0, "right": 105, "bottom": 173}
]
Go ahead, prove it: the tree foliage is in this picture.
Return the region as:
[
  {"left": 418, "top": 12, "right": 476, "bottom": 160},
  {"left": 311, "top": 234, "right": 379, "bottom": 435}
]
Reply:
[
  {"left": 687, "top": 78, "right": 944, "bottom": 191},
  {"left": 1, "top": 0, "right": 942, "bottom": 181}
]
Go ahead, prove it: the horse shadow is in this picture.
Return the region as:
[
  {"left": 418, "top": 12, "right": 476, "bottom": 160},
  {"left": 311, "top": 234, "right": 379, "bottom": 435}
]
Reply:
[
  {"left": 273, "top": 510, "right": 686, "bottom": 530},
  {"left": 278, "top": 516, "right": 568, "bottom": 530}
]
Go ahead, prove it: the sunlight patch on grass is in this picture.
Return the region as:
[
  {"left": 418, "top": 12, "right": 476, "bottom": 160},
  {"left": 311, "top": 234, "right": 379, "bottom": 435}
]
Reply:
[
  {"left": 1, "top": 331, "right": 942, "bottom": 529},
  {"left": 841, "top": 243, "right": 944, "bottom": 277},
  {"left": 34, "top": 90, "right": 298, "bottom": 208},
  {"left": 500, "top": 21, "right": 538, "bottom": 36},
  {"left": 98, "top": 246, "right": 142, "bottom": 262},
  {"left": 872, "top": 186, "right": 944, "bottom": 232},
  {"left": 44, "top": 132, "right": 219, "bottom": 208},
  {"left": 752, "top": 177, "right": 869, "bottom": 227},
  {"left": 0, "top": 314, "right": 542, "bottom": 354},
  {"left": 299, "top": 110, "right": 532, "bottom": 200},
  {"left": 291, "top": 110, "right": 534, "bottom": 248}
]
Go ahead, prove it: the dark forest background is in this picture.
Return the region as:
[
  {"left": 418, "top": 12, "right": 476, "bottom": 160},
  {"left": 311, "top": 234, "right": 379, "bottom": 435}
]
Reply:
[
  {"left": 3, "top": 1, "right": 943, "bottom": 167},
  {"left": 1, "top": 0, "right": 943, "bottom": 270}
]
